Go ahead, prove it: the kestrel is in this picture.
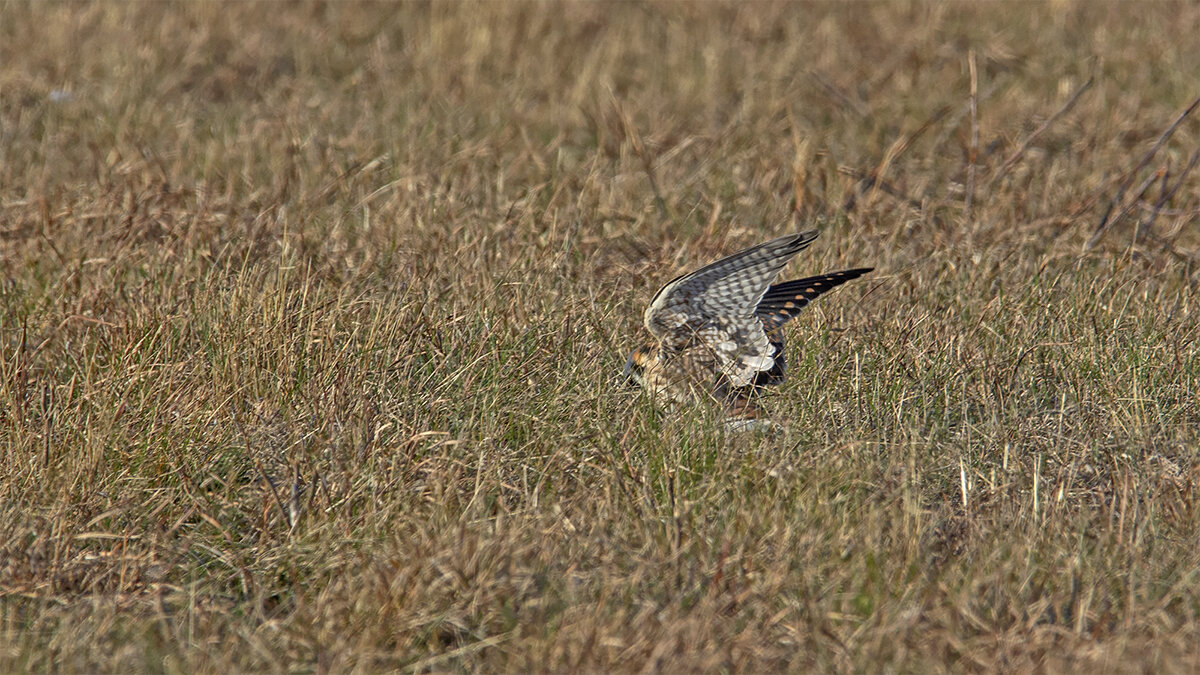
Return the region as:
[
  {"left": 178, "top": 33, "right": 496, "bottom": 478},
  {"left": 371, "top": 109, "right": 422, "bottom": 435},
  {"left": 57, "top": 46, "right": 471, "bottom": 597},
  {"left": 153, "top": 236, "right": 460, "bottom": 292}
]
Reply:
[{"left": 623, "top": 231, "right": 871, "bottom": 430}]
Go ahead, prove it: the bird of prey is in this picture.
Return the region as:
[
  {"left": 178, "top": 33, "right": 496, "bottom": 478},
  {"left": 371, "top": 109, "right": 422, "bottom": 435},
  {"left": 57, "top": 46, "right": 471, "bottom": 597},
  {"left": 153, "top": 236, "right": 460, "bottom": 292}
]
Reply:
[{"left": 623, "top": 231, "right": 871, "bottom": 430}]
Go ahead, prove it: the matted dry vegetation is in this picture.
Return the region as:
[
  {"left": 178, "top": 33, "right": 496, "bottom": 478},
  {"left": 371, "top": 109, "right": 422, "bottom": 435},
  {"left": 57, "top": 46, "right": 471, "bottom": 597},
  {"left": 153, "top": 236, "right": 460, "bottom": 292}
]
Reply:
[{"left": 3, "top": 1, "right": 1200, "bottom": 672}]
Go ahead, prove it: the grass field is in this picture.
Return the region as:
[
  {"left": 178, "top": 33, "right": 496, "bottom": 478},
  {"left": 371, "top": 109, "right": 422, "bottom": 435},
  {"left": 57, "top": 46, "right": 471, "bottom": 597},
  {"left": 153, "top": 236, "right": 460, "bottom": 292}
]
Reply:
[{"left": 3, "top": 1, "right": 1200, "bottom": 671}]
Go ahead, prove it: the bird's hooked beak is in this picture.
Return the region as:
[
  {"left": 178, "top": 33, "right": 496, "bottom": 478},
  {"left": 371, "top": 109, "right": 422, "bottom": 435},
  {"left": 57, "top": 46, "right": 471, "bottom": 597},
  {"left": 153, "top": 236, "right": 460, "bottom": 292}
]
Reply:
[
  {"left": 622, "top": 353, "right": 637, "bottom": 387},
  {"left": 623, "top": 347, "right": 646, "bottom": 388}
]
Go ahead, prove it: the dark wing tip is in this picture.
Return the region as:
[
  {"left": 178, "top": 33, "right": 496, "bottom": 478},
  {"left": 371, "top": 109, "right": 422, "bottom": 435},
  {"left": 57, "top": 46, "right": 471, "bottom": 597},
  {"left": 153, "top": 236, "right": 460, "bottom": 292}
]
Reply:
[{"left": 756, "top": 267, "right": 872, "bottom": 330}]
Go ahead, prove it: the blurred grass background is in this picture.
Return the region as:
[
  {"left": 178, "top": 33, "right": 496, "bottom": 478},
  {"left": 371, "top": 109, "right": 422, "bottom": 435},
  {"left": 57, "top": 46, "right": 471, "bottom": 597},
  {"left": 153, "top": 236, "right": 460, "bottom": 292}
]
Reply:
[{"left": 3, "top": 1, "right": 1200, "bottom": 671}]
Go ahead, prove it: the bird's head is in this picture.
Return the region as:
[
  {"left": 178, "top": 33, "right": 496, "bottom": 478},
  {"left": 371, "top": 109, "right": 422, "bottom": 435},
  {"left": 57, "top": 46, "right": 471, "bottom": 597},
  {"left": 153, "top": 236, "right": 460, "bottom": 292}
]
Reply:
[{"left": 622, "top": 345, "right": 652, "bottom": 388}]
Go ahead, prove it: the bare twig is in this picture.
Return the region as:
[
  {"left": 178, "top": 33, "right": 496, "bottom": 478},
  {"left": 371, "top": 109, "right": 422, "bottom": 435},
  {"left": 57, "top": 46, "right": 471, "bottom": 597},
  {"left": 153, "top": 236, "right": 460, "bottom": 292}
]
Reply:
[
  {"left": 1132, "top": 165, "right": 1167, "bottom": 245},
  {"left": 1134, "top": 199, "right": 1200, "bottom": 218},
  {"left": 840, "top": 167, "right": 925, "bottom": 213},
  {"left": 1148, "top": 145, "right": 1200, "bottom": 232},
  {"left": 965, "top": 50, "right": 979, "bottom": 216},
  {"left": 933, "top": 79, "right": 1005, "bottom": 155},
  {"left": 844, "top": 105, "right": 951, "bottom": 212},
  {"left": 1088, "top": 92, "right": 1200, "bottom": 249},
  {"left": 986, "top": 75, "right": 1094, "bottom": 191},
  {"left": 883, "top": 105, "right": 953, "bottom": 168},
  {"left": 1138, "top": 160, "right": 1173, "bottom": 241},
  {"left": 808, "top": 71, "right": 868, "bottom": 118},
  {"left": 1145, "top": 144, "right": 1200, "bottom": 255}
]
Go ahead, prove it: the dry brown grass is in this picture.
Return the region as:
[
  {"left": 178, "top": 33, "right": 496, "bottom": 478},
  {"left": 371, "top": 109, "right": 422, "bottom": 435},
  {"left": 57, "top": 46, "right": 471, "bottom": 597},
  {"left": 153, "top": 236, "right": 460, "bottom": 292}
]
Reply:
[{"left": 3, "top": 1, "right": 1200, "bottom": 672}]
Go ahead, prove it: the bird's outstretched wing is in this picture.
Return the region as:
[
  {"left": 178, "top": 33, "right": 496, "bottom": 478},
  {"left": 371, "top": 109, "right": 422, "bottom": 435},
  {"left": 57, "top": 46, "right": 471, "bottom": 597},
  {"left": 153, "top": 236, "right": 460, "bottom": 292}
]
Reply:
[
  {"left": 755, "top": 268, "right": 874, "bottom": 333},
  {"left": 643, "top": 232, "right": 819, "bottom": 387},
  {"left": 750, "top": 267, "right": 874, "bottom": 387}
]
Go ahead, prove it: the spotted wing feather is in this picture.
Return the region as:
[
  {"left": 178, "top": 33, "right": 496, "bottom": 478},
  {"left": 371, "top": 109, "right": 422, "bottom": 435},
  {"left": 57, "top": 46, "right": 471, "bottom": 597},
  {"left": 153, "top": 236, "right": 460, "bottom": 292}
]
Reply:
[
  {"left": 643, "top": 232, "right": 819, "bottom": 387},
  {"left": 755, "top": 268, "right": 874, "bottom": 333},
  {"left": 748, "top": 267, "right": 874, "bottom": 387}
]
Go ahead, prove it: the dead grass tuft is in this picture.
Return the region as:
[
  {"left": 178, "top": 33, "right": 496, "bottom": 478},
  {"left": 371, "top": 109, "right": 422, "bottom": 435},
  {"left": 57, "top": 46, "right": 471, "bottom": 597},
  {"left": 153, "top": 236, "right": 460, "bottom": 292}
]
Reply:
[{"left": 3, "top": 1, "right": 1200, "bottom": 671}]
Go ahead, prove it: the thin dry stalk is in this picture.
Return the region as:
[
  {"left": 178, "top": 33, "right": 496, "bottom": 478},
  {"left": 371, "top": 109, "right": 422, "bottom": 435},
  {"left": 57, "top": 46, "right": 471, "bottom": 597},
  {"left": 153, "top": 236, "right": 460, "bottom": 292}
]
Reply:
[
  {"left": 844, "top": 105, "right": 951, "bottom": 212},
  {"left": 1146, "top": 144, "right": 1200, "bottom": 244},
  {"left": 965, "top": 50, "right": 979, "bottom": 216},
  {"left": 1088, "top": 92, "right": 1200, "bottom": 248},
  {"left": 986, "top": 76, "right": 1095, "bottom": 192}
]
